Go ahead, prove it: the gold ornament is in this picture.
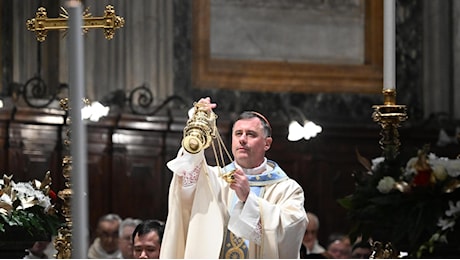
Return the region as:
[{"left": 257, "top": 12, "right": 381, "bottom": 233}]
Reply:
[{"left": 182, "top": 102, "right": 236, "bottom": 183}]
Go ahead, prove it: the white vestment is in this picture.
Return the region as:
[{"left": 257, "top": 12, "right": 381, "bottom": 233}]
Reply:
[
  {"left": 160, "top": 148, "right": 307, "bottom": 259},
  {"left": 87, "top": 238, "right": 122, "bottom": 259},
  {"left": 307, "top": 240, "right": 326, "bottom": 254}
]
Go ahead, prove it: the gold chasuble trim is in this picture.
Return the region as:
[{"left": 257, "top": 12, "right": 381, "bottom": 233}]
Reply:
[{"left": 222, "top": 230, "right": 249, "bottom": 259}]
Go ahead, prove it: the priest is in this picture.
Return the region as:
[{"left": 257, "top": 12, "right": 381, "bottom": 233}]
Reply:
[{"left": 160, "top": 97, "right": 307, "bottom": 258}]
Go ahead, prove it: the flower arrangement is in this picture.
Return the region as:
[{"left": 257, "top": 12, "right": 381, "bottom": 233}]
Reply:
[
  {"left": 338, "top": 144, "right": 460, "bottom": 258},
  {"left": 0, "top": 172, "right": 63, "bottom": 239}
]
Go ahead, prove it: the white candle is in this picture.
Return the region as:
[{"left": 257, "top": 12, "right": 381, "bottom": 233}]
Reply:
[
  {"left": 384, "top": 0, "right": 396, "bottom": 90},
  {"left": 67, "top": 0, "right": 89, "bottom": 258}
]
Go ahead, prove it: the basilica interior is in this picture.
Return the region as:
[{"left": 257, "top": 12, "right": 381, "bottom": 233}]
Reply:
[{"left": 1, "top": 0, "right": 459, "bottom": 258}]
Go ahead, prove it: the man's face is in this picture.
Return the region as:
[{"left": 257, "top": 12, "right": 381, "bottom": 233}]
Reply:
[
  {"left": 119, "top": 225, "right": 136, "bottom": 258},
  {"left": 232, "top": 118, "right": 272, "bottom": 168},
  {"left": 133, "top": 231, "right": 161, "bottom": 259},
  {"left": 303, "top": 221, "right": 318, "bottom": 250},
  {"left": 327, "top": 240, "right": 352, "bottom": 259},
  {"left": 29, "top": 241, "right": 51, "bottom": 256},
  {"left": 98, "top": 220, "right": 120, "bottom": 254}
]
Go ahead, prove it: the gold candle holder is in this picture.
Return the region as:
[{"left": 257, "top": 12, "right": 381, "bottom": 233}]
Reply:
[
  {"left": 372, "top": 89, "right": 408, "bottom": 159},
  {"left": 53, "top": 97, "right": 73, "bottom": 259},
  {"left": 54, "top": 156, "right": 73, "bottom": 259}
]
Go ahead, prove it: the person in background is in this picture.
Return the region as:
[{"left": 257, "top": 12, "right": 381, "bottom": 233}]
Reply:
[
  {"left": 300, "top": 212, "right": 327, "bottom": 258},
  {"left": 24, "top": 241, "right": 53, "bottom": 259},
  {"left": 160, "top": 97, "right": 307, "bottom": 258},
  {"left": 326, "top": 233, "right": 352, "bottom": 259},
  {"left": 132, "top": 219, "right": 165, "bottom": 259},
  {"left": 88, "top": 213, "right": 122, "bottom": 259},
  {"left": 118, "top": 217, "right": 143, "bottom": 259},
  {"left": 351, "top": 239, "right": 373, "bottom": 259}
]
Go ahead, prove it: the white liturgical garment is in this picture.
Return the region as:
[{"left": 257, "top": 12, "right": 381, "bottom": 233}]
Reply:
[{"left": 160, "top": 148, "right": 307, "bottom": 259}]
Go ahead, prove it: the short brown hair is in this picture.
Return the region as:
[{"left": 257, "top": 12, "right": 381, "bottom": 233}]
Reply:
[{"left": 235, "top": 111, "right": 272, "bottom": 137}]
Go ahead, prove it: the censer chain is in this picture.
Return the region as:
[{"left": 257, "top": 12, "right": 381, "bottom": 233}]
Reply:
[{"left": 211, "top": 127, "right": 236, "bottom": 183}]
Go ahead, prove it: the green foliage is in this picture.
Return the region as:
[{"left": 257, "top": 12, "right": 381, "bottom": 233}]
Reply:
[{"left": 0, "top": 205, "right": 62, "bottom": 236}]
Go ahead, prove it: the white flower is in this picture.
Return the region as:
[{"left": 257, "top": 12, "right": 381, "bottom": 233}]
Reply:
[
  {"left": 404, "top": 157, "right": 418, "bottom": 177},
  {"left": 0, "top": 193, "right": 12, "bottom": 205},
  {"left": 445, "top": 200, "right": 460, "bottom": 217},
  {"left": 371, "top": 157, "right": 384, "bottom": 172},
  {"left": 377, "top": 176, "right": 396, "bottom": 194},
  {"left": 36, "top": 192, "right": 52, "bottom": 212},
  {"left": 13, "top": 182, "right": 38, "bottom": 210},
  {"left": 0, "top": 193, "right": 13, "bottom": 215},
  {"left": 437, "top": 217, "right": 456, "bottom": 231},
  {"left": 436, "top": 200, "right": 460, "bottom": 232},
  {"left": 427, "top": 153, "right": 438, "bottom": 160},
  {"left": 430, "top": 156, "right": 460, "bottom": 178},
  {"left": 2, "top": 180, "right": 51, "bottom": 212}
]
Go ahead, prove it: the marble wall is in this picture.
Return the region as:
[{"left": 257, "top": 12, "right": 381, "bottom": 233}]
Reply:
[{"left": 173, "top": 0, "right": 447, "bottom": 128}]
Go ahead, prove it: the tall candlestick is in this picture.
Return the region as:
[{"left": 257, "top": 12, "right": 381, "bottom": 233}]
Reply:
[
  {"left": 67, "top": 0, "right": 89, "bottom": 258},
  {"left": 384, "top": 0, "right": 396, "bottom": 90}
]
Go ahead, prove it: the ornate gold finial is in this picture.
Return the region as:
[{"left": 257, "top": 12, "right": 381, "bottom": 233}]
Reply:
[
  {"left": 26, "top": 5, "right": 124, "bottom": 42},
  {"left": 370, "top": 241, "right": 399, "bottom": 259},
  {"left": 372, "top": 89, "right": 408, "bottom": 160}
]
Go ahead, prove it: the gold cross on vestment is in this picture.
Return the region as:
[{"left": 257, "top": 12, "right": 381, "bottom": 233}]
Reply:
[{"left": 26, "top": 5, "right": 125, "bottom": 42}]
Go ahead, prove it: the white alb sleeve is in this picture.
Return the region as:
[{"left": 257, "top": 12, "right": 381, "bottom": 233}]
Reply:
[{"left": 228, "top": 192, "right": 262, "bottom": 245}]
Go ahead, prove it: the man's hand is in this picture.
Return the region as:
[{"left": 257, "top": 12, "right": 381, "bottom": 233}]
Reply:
[
  {"left": 229, "top": 169, "right": 250, "bottom": 202},
  {"left": 197, "top": 97, "right": 217, "bottom": 112}
]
